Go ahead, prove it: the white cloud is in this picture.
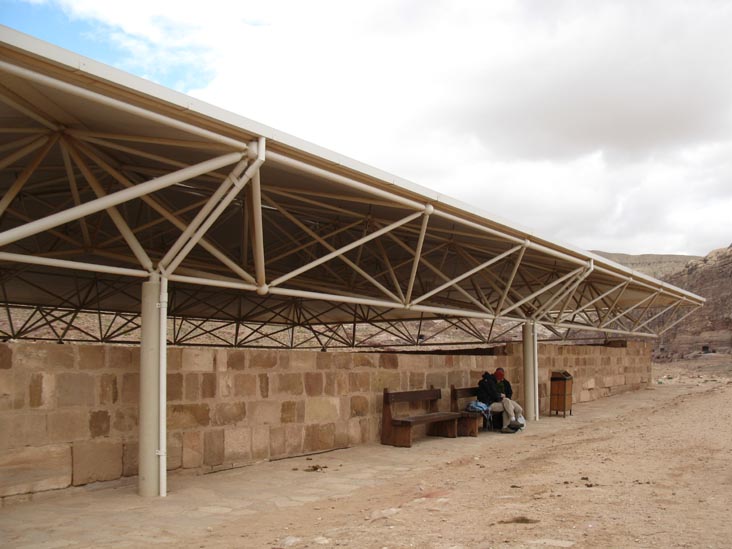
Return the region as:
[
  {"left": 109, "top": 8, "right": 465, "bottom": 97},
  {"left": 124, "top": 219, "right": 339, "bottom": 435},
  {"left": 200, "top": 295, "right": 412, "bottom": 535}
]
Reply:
[{"left": 24, "top": 0, "right": 732, "bottom": 255}]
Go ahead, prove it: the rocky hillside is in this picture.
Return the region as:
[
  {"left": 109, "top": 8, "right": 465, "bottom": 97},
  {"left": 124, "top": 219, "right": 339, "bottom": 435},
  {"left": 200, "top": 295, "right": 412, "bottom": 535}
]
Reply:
[
  {"left": 660, "top": 245, "right": 732, "bottom": 355},
  {"left": 592, "top": 251, "right": 700, "bottom": 279}
]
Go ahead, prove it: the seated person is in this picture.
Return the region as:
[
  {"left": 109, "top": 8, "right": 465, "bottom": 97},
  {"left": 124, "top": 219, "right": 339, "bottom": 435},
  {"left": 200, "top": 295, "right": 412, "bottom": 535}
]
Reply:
[
  {"left": 476, "top": 370, "right": 523, "bottom": 433},
  {"left": 494, "top": 367, "right": 525, "bottom": 430}
]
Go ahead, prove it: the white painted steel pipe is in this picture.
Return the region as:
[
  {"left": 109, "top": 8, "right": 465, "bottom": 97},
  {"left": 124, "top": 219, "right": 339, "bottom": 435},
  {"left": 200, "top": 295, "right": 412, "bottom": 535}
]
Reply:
[
  {"left": 167, "top": 273, "right": 258, "bottom": 292},
  {"left": 0, "top": 59, "right": 248, "bottom": 150},
  {"left": 166, "top": 138, "right": 266, "bottom": 276},
  {"left": 269, "top": 210, "right": 423, "bottom": 289},
  {"left": 534, "top": 321, "right": 539, "bottom": 420},
  {"left": 523, "top": 321, "right": 537, "bottom": 421},
  {"left": 158, "top": 275, "right": 168, "bottom": 497},
  {"left": 0, "top": 152, "right": 244, "bottom": 248},
  {"left": 139, "top": 274, "right": 160, "bottom": 496},
  {"left": 0, "top": 251, "right": 149, "bottom": 277}
]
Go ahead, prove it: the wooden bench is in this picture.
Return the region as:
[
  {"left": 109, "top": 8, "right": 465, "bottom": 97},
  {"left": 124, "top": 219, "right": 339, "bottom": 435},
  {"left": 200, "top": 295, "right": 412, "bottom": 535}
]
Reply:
[
  {"left": 381, "top": 387, "right": 460, "bottom": 447},
  {"left": 450, "top": 385, "right": 503, "bottom": 435}
]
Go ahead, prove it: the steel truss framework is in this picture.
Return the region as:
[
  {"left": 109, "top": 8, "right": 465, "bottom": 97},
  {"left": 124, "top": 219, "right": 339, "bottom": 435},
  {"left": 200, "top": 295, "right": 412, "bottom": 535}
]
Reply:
[{"left": 0, "top": 31, "right": 704, "bottom": 349}]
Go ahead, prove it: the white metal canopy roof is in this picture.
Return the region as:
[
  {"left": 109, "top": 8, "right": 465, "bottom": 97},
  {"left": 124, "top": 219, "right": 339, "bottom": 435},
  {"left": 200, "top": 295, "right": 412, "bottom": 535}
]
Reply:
[{"left": 0, "top": 26, "right": 704, "bottom": 348}]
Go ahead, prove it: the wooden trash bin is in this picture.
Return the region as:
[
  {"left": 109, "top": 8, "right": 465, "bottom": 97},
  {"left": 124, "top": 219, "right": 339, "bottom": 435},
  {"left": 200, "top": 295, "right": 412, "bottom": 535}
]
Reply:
[{"left": 550, "top": 370, "right": 573, "bottom": 416}]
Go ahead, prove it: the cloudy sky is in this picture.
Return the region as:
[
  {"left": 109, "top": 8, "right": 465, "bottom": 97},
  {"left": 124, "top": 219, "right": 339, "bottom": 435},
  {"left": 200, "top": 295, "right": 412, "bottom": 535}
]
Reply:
[{"left": 3, "top": 0, "right": 732, "bottom": 256}]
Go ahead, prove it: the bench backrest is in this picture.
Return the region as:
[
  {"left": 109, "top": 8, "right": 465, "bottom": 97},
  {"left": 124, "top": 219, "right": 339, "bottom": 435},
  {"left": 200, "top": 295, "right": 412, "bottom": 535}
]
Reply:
[
  {"left": 383, "top": 387, "right": 441, "bottom": 405},
  {"left": 449, "top": 385, "right": 478, "bottom": 412}
]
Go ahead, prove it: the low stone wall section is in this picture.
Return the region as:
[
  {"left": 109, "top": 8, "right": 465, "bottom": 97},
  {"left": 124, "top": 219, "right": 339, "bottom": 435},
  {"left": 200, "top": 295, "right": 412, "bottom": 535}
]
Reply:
[{"left": 0, "top": 340, "right": 650, "bottom": 502}]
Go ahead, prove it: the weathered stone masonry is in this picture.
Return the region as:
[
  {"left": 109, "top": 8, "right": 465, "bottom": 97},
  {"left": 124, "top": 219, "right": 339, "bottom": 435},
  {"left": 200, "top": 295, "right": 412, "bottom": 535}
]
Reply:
[{"left": 0, "top": 340, "right": 651, "bottom": 502}]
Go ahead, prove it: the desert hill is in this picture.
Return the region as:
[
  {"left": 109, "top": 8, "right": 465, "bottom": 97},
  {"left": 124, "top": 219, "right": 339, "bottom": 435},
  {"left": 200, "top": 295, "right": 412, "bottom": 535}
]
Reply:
[
  {"left": 596, "top": 246, "right": 732, "bottom": 356},
  {"left": 591, "top": 251, "right": 700, "bottom": 279}
]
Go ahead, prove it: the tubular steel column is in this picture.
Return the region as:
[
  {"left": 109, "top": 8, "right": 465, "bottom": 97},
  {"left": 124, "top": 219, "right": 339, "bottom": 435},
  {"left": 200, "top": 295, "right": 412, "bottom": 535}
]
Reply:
[
  {"left": 522, "top": 321, "right": 538, "bottom": 421},
  {"left": 139, "top": 274, "right": 160, "bottom": 496}
]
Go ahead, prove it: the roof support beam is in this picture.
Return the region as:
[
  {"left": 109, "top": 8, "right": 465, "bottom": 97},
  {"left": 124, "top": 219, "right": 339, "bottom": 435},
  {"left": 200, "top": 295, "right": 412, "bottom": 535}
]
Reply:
[{"left": 0, "top": 151, "right": 244, "bottom": 249}]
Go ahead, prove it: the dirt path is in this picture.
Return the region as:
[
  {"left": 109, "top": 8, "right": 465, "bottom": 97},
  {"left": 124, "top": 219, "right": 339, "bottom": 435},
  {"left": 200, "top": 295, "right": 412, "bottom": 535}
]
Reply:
[{"left": 197, "top": 357, "right": 732, "bottom": 549}]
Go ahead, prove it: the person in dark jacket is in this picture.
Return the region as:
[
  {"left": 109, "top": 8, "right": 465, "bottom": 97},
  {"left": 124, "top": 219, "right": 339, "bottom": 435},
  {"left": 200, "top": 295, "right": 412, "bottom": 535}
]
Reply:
[
  {"left": 494, "top": 367, "right": 524, "bottom": 431},
  {"left": 477, "top": 371, "right": 523, "bottom": 433}
]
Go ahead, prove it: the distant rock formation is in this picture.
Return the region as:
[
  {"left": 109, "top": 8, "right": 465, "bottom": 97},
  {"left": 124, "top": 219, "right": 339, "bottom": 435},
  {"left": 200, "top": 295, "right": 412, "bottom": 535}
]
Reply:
[
  {"left": 661, "top": 245, "right": 732, "bottom": 356},
  {"left": 591, "top": 251, "right": 701, "bottom": 279},
  {"left": 596, "top": 246, "right": 731, "bottom": 357}
]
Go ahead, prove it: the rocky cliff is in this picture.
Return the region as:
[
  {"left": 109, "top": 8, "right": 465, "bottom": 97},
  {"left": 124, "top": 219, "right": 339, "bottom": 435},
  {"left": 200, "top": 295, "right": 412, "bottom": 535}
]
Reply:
[
  {"left": 592, "top": 251, "right": 701, "bottom": 279},
  {"left": 660, "top": 245, "right": 732, "bottom": 355}
]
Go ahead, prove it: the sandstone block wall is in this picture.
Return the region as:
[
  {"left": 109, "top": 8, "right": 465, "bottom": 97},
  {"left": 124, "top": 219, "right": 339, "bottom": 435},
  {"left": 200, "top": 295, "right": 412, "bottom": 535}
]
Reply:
[{"left": 0, "top": 340, "right": 650, "bottom": 502}]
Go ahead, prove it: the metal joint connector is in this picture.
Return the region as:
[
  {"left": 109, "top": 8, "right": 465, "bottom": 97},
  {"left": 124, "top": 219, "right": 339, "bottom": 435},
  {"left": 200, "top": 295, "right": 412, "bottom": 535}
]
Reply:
[{"left": 155, "top": 450, "right": 167, "bottom": 457}]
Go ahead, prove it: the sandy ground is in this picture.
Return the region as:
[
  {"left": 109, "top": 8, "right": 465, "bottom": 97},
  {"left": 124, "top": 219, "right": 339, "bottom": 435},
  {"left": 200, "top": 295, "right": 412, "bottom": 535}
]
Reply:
[{"left": 1, "top": 355, "right": 731, "bottom": 549}]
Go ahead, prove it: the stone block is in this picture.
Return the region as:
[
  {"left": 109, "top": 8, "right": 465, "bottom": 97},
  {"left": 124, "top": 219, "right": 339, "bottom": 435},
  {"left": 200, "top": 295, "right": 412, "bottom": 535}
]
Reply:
[
  {"left": 348, "top": 418, "right": 362, "bottom": 445},
  {"left": 167, "top": 347, "right": 182, "bottom": 371},
  {"left": 350, "top": 395, "right": 369, "bottom": 417},
  {"left": 305, "top": 397, "right": 340, "bottom": 423},
  {"left": 408, "top": 372, "right": 425, "bottom": 389},
  {"left": 447, "top": 370, "right": 467, "bottom": 389},
  {"left": 122, "top": 442, "right": 138, "bottom": 476},
  {"left": 275, "top": 373, "right": 303, "bottom": 395},
  {"left": 0, "top": 344, "right": 11, "bottom": 369},
  {"left": 352, "top": 353, "right": 377, "bottom": 368},
  {"left": 224, "top": 427, "right": 251, "bottom": 463},
  {"left": 217, "top": 373, "right": 235, "bottom": 398},
  {"left": 29, "top": 372, "right": 55, "bottom": 409},
  {"left": 249, "top": 350, "right": 281, "bottom": 370},
  {"left": 304, "top": 423, "right": 335, "bottom": 452},
  {"left": 1, "top": 412, "right": 47, "bottom": 448},
  {"left": 304, "top": 372, "right": 323, "bottom": 396},
  {"left": 56, "top": 372, "right": 95, "bottom": 407},
  {"left": 47, "top": 409, "right": 88, "bottom": 443},
  {"left": 227, "top": 350, "right": 247, "bottom": 370},
  {"left": 203, "top": 430, "right": 224, "bottom": 466},
  {"left": 259, "top": 374, "right": 269, "bottom": 398},
  {"left": 168, "top": 404, "right": 210, "bottom": 430},
  {"left": 288, "top": 351, "right": 317, "bottom": 371},
  {"left": 167, "top": 373, "right": 183, "bottom": 401},
  {"left": 120, "top": 373, "right": 140, "bottom": 404},
  {"left": 373, "top": 370, "right": 401, "bottom": 392},
  {"left": 214, "top": 349, "right": 228, "bottom": 372},
  {"left": 0, "top": 370, "right": 12, "bottom": 411},
  {"left": 248, "top": 400, "right": 280, "bottom": 424},
  {"left": 77, "top": 345, "right": 105, "bottom": 370},
  {"left": 107, "top": 346, "right": 139, "bottom": 370},
  {"left": 72, "top": 440, "right": 123, "bottom": 485},
  {"left": 335, "top": 421, "right": 349, "bottom": 448},
  {"left": 89, "top": 410, "right": 110, "bottom": 438},
  {"left": 398, "top": 354, "right": 429, "bottom": 370},
  {"left": 184, "top": 373, "right": 200, "bottom": 400},
  {"left": 167, "top": 432, "right": 183, "bottom": 471},
  {"left": 269, "top": 426, "right": 286, "bottom": 458},
  {"left": 316, "top": 352, "right": 333, "bottom": 370},
  {"left": 332, "top": 354, "right": 352, "bottom": 370},
  {"left": 99, "top": 374, "right": 118, "bottom": 405},
  {"left": 284, "top": 424, "right": 304, "bottom": 455},
  {"left": 280, "top": 401, "right": 298, "bottom": 423},
  {"left": 14, "top": 343, "right": 74, "bottom": 371},
  {"left": 234, "top": 374, "right": 257, "bottom": 397},
  {"left": 348, "top": 372, "right": 370, "bottom": 392},
  {"left": 201, "top": 373, "right": 216, "bottom": 399},
  {"left": 212, "top": 402, "right": 247, "bottom": 426},
  {"left": 112, "top": 407, "right": 138, "bottom": 433},
  {"left": 0, "top": 444, "right": 71, "bottom": 497},
  {"left": 251, "top": 426, "right": 269, "bottom": 460},
  {"left": 182, "top": 348, "right": 215, "bottom": 372},
  {"left": 323, "top": 371, "right": 347, "bottom": 396},
  {"left": 425, "top": 372, "right": 447, "bottom": 389},
  {"left": 379, "top": 354, "right": 398, "bottom": 370},
  {"left": 182, "top": 431, "right": 203, "bottom": 468}
]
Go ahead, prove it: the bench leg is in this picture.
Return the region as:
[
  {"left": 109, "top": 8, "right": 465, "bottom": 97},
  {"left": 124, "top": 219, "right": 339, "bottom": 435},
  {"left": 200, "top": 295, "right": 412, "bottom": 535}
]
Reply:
[
  {"left": 392, "top": 424, "right": 413, "bottom": 447},
  {"left": 458, "top": 416, "right": 480, "bottom": 437},
  {"left": 427, "top": 419, "right": 458, "bottom": 438}
]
